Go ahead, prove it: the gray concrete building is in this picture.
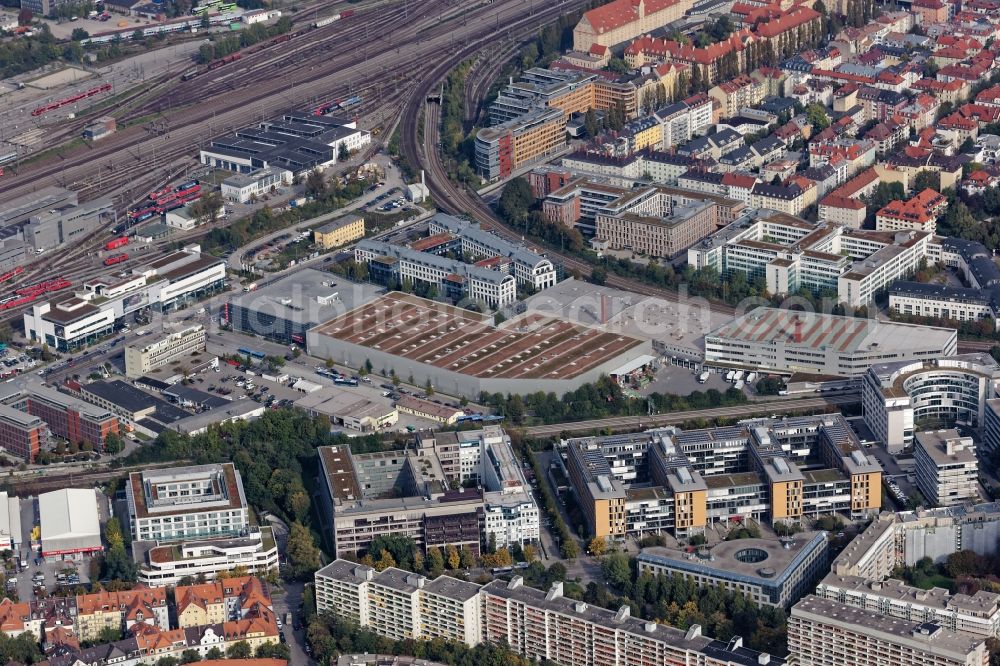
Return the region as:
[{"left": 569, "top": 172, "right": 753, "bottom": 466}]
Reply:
[{"left": 227, "top": 269, "right": 381, "bottom": 347}]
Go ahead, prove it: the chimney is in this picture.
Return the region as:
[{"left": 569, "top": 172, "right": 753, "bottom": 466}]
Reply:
[
  {"left": 421, "top": 170, "right": 426, "bottom": 188},
  {"left": 793, "top": 318, "right": 803, "bottom": 343}
]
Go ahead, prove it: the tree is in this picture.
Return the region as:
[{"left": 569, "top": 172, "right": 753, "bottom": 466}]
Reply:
[
  {"left": 103, "top": 432, "right": 124, "bottom": 455},
  {"left": 806, "top": 103, "right": 831, "bottom": 130},
  {"left": 286, "top": 522, "right": 321, "bottom": 579},
  {"left": 588, "top": 537, "right": 606, "bottom": 557},
  {"left": 601, "top": 552, "right": 631, "bottom": 590},
  {"left": 498, "top": 177, "right": 533, "bottom": 226},
  {"left": 97, "top": 626, "right": 122, "bottom": 644},
  {"left": 561, "top": 538, "right": 578, "bottom": 560},
  {"left": 424, "top": 379, "right": 434, "bottom": 397},
  {"left": 426, "top": 546, "right": 445, "bottom": 576},
  {"left": 589, "top": 267, "right": 607, "bottom": 286},
  {"left": 304, "top": 169, "right": 327, "bottom": 199},
  {"left": 338, "top": 142, "right": 350, "bottom": 162},
  {"left": 180, "top": 649, "right": 202, "bottom": 664},
  {"left": 226, "top": 641, "right": 252, "bottom": 659},
  {"left": 70, "top": 27, "right": 89, "bottom": 40},
  {"left": 459, "top": 545, "right": 475, "bottom": 569},
  {"left": 608, "top": 56, "right": 629, "bottom": 74},
  {"left": 584, "top": 107, "right": 599, "bottom": 137},
  {"left": 523, "top": 544, "right": 538, "bottom": 562},
  {"left": 205, "top": 647, "right": 224, "bottom": 660},
  {"left": 375, "top": 549, "right": 396, "bottom": 571},
  {"left": 446, "top": 544, "right": 461, "bottom": 570}
]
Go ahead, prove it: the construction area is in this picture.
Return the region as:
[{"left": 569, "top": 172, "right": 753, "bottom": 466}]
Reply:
[{"left": 306, "top": 292, "right": 653, "bottom": 398}]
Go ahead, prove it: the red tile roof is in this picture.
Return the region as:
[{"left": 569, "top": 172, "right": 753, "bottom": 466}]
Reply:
[
  {"left": 582, "top": 0, "right": 682, "bottom": 35},
  {"left": 754, "top": 5, "right": 820, "bottom": 38}
]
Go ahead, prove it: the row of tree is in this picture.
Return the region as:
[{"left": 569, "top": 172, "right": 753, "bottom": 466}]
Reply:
[
  {"left": 196, "top": 16, "right": 292, "bottom": 64},
  {"left": 476, "top": 376, "right": 747, "bottom": 426}
]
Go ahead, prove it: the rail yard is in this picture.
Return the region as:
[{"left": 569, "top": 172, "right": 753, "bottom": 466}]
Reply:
[{"left": 0, "top": 0, "right": 595, "bottom": 322}]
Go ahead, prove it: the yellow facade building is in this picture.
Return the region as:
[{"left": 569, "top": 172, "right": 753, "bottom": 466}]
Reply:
[{"left": 314, "top": 214, "right": 365, "bottom": 250}]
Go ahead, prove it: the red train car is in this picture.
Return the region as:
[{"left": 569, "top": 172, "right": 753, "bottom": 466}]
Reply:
[
  {"left": 105, "top": 237, "right": 129, "bottom": 251},
  {"left": 0, "top": 267, "right": 24, "bottom": 283},
  {"left": 104, "top": 253, "right": 129, "bottom": 266}
]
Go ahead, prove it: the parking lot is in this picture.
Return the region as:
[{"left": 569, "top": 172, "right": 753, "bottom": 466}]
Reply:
[{"left": 9, "top": 493, "right": 107, "bottom": 603}]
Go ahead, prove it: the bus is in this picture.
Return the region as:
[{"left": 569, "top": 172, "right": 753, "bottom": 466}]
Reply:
[
  {"left": 333, "top": 377, "right": 358, "bottom": 387},
  {"left": 217, "top": 3, "right": 237, "bottom": 12},
  {"left": 237, "top": 347, "right": 265, "bottom": 360}
]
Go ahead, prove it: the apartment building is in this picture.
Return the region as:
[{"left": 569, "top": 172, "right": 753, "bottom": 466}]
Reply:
[
  {"left": 313, "top": 214, "right": 365, "bottom": 250},
  {"left": 475, "top": 107, "right": 566, "bottom": 181},
  {"left": 355, "top": 240, "right": 517, "bottom": 309},
  {"left": 124, "top": 324, "right": 206, "bottom": 379},
  {"left": 652, "top": 95, "right": 714, "bottom": 149},
  {"left": 687, "top": 212, "right": 936, "bottom": 307},
  {"left": 74, "top": 588, "right": 169, "bottom": 643},
  {"left": 316, "top": 559, "right": 783, "bottom": 665},
  {"left": 637, "top": 532, "right": 829, "bottom": 607},
  {"left": 861, "top": 354, "right": 999, "bottom": 453},
  {"left": 889, "top": 282, "right": 997, "bottom": 327},
  {"left": 559, "top": 413, "right": 882, "bottom": 540},
  {"left": 818, "top": 167, "right": 881, "bottom": 228},
  {"left": 427, "top": 214, "right": 557, "bottom": 290},
  {"left": 708, "top": 75, "right": 768, "bottom": 119},
  {"left": 816, "top": 575, "right": 1000, "bottom": 639},
  {"left": 315, "top": 561, "right": 483, "bottom": 647},
  {"left": 789, "top": 596, "right": 989, "bottom": 666},
  {"left": 317, "top": 427, "right": 538, "bottom": 557},
  {"left": 749, "top": 180, "right": 816, "bottom": 217},
  {"left": 175, "top": 577, "right": 272, "bottom": 628},
  {"left": 914, "top": 430, "right": 980, "bottom": 507},
  {"left": 875, "top": 188, "right": 949, "bottom": 233},
  {"left": 125, "top": 463, "right": 250, "bottom": 543}
]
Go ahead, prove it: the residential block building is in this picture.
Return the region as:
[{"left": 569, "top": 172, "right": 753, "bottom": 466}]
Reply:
[
  {"left": 572, "top": 0, "right": 694, "bottom": 52},
  {"left": 316, "top": 560, "right": 783, "bottom": 665},
  {"left": 914, "top": 430, "right": 980, "bottom": 507},
  {"left": 790, "top": 596, "right": 989, "bottom": 666},
  {"left": 316, "top": 427, "right": 538, "bottom": 557},
  {"left": 557, "top": 413, "right": 882, "bottom": 541},
  {"left": 875, "top": 188, "right": 949, "bottom": 233}
]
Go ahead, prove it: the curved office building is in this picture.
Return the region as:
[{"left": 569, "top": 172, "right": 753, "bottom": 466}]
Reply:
[{"left": 862, "top": 353, "right": 1000, "bottom": 453}]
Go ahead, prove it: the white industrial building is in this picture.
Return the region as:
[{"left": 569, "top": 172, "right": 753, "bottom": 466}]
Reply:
[
  {"left": 0, "top": 492, "right": 21, "bottom": 552},
  {"left": 38, "top": 488, "right": 103, "bottom": 560},
  {"left": 24, "top": 245, "right": 225, "bottom": 351},
  {"left": 221, "top": 167, "right": 292, "bottom": 204},
  {"left": 704, "top": 308, "right": 958, "bottom": 377}
]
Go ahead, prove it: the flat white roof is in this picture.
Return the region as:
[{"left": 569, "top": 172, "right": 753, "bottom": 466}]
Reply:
[{"left": 39, "top": 488, "right": 102, "bottom": 555}]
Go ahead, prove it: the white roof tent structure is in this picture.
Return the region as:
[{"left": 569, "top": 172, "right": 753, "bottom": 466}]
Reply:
[{"left": 38, "top": 488, "right": 102, "bottom": 557}]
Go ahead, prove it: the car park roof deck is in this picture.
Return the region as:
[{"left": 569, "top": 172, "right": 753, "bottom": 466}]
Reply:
[{"left": 310, "top": 292, "right": 644, "bottom": 380}]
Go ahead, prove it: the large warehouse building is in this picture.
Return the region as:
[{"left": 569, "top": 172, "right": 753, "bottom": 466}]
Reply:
[
  {"left": 307, "top": 292, "right": 652, "bottom": 398},
  {"left": 38, "top": 488, "right": 103, "bottom": 560},
  {"left": 704, "top": 308, "right": 957, "bottom": 377}
]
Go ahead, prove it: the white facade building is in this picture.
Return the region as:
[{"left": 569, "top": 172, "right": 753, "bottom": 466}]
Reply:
[
  {"left": 862, "top": 354, "right": 1000, "bottom": 453},
  {"left": 914, "top": 430, "right": 980, "bottom": 507},
  {"left": 124, "top": 324, "right": 206, "bottom": 378},
  {"left": 221, "top": 167, "right": 292, "bottom": 204},
  {"left": 125, "top": 463, "right": 250, "bottom": 543}
]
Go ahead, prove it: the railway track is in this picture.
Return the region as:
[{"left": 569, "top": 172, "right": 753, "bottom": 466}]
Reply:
[
  {"left": 0, "top": 0, "right": 577, "bottom": 320},
  {"left": 400, "top": 11, "right": 738, "bottom": 317}
]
